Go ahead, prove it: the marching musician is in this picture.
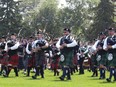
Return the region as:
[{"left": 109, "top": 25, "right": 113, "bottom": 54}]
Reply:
[
  {"left": 32, "top": 32, "right": 49, "bottom": 79},
  {"left": 56, "top": 28, "right": 77, "bottom": 80},
  {"left": 4, "top": 33, "right": 20, "bottom": 77},
  {"left": 0, "top": 36, "right": 8, "bottom": 75},
  {"left": 96, "top": 32, "right": 107, "bottom": 79},
  {"left": 104, "top": 28, "right": 116, "bottom": 82}
]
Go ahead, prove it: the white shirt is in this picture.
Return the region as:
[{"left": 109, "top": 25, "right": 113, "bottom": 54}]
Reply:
[{"left": 56, "top": 35, "right": 77, "bottom": 49}]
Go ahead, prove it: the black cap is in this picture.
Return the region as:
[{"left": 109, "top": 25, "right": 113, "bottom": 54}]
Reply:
[
  {"left": 29, "top": 36, "right": 33, "bottom": 38},
  {"left": 1, "top": 35, "right": 6, "bottom": 39},
  {"left": 99, "top": 32, "right": 105, "bottom": 36},
  {"left": 11, "top": 33, "right": 16, "bottom": 36},
  {"left": 64, "top": 28, "right": 71, "bottom": 33},
  {"left": 108, "top": 27, "right": 115, "bottom": 31},
  {"left": 37, "top": 31, "right": 43, "bottom": 34}
]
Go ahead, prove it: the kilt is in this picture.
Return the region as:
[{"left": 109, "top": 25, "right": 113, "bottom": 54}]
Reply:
[
  {"left": 9, "top": 54, "right": 19, "bottom": 66},
  {"left": 35, "top": 51, "right": 45, "bottom": 66},
  {"left": 0, "top": 53, "right": 8, "bottom": 65},
  {"left": 91, "top": 54, "right": 97, "bottom": 66},
  {"left": 59, "top": 50, "right": 74, "bottom": 67},
  {"left": 107, "top": 52, "right": 116, "bottom": 67},
  {"left": 97, "top": 53, "right": 107, "bottom": 66},
  {"left": 28, "top": 54, "right": 35, "bottom": 67},
  {"left": 51, "top": 57, "right": 60, "bottom": 69}
]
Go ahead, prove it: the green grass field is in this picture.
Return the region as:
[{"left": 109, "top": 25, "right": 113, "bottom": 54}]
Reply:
[{"left": 0, "top": 70, "right": 116, "bottom": 87}]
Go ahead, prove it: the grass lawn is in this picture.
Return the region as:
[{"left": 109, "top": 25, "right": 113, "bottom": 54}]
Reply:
[{"left": 0, "top": 70, "right": 116, "bottom": 87}]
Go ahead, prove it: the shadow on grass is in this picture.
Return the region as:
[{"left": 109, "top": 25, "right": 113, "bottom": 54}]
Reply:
[
  {"left": 20, "top": 76, "right": 31, "bottom": 78},
  {"left": 89, "top": 78, "right": 100, "bottom": 80},
  {"left": 51, "top": 79, "right": 72, "bottom": 82},
  {"left": 26, "top": 78, "right": 40, "bottom": 80},
  {"left": 99, "top": 81, "right": 115, "bottom": 84},
  {"left": 0, "top": 76, "right": 16, "bottom": 79}
]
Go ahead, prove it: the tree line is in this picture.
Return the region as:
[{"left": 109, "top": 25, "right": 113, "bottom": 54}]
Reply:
[{"left": 0, "top": 0, "right": 115, "bottom": 41}]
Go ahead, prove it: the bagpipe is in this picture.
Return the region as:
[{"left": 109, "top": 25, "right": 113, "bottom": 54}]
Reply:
[
  {"left": 107, "top": 36, "right": 116, "bottom": 46},
  {"left": 97, "top": 41, "right": 104, "bottom": 48},
  {"left": 36, "top": 40, "right": 46, "bottom": 47},
  {"left": 60, "top": 36, "right": 72, "bottom": 45},
  {"left": 107, "top": 36, "right": 116, "bottom": 53},
  {"left": 35, "top": 39, "right": 49, "bottom": 51},
  {"left": 7, "top": 40, "right": 15, "bottom": 47},
  {"left": 0, "top": 42, "right": 5, "bottom": 49},
  {"left": 51, "top": 44, "right": 60, "bottom": 56},
  {"left": 60, "top": 36, "right": 74, "bottom": 53},
  {"left": 7, "top": 40, "right": 18, "bottom": 56}
]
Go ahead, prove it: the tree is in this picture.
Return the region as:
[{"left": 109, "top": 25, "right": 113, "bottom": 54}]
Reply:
[
  {"left": 88, "top": 0, "right": 114, "bottom": 40},
  {"left": 60, "top": 0, "right": 97, "bottom": 41},
  {"left": 18, "top": 0, "right": 43, "bottom": 37},
  {"left": 31, "top": 0, "right": 62, "bottom": 39},
  {"left": 0, "top": 0, "right": 22, "bottom": 35}
]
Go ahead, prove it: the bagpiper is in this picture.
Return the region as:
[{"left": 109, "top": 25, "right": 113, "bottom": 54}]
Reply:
[
  {"left": 56, "top": 28, "right": 77, "bottom": 80},
  {"left": 32, "top": 32, "right": 49, "bottom": 79},
  {"left": 0, "top": 36, "right": 8, "bottom": 75},
  {"left": 103, "top": 28, "right": 116, "bottom": 82},
  {"left": 4, "top": 33, "right": 20, "bottom": 77},
  {"left": 96, "top": 32, "right": 107, "bottom": 79}
]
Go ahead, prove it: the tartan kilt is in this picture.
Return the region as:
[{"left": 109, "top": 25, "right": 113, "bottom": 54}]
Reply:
[
  {"left": 97, "top": 53, "right": 107, "bottom": 66},
  {"left": 91, "top": 54, "right": 97, "bottom": 66},
  {"left": 107, "top": 52, "right": 116, "bottom": 67},
  {"left": 35, "top": 51, "right": 45, "bottom": 66},
  {"left": 0, "top": 53, "right": 9, "bottom": 65},
  {"left": 28, "top": 54, "right": 35, "bottom": 67},
  {"left": 8, "top": 54, "right": 19, "bottom": 66},
  {"left": 51, "top": 57, "right": 60, "bottom": 69},
  {"left": 59, "top": 50, "right": 74, "bottom": 67}
]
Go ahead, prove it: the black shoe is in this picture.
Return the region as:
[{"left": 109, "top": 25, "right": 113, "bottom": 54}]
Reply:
[
  {"left": 0, "top": 72, "right": 2, "bottom": 75},
  {"left": 113, "top": 79, "right": 116, "bottom": 82},
  {"left": 32, "top": 76, "right": 37, "bottom": 79},
  {"left": 26, "top": 75, "right": 30, "bottom": 77},
  {"left": 3, "top": 74, "right": 8, "bottom": 77},
  {"left": 16, "top": 74, "right": 18, "bottom": 77},
  {"left": 41, "top": 75, "right": 44, "bottom": 78},
  {"left": 59, "top": 76, "right": 64, "bottom": 81},
  {"left": 106, "top": 78, "right": 111, "bottom": 82},
  {"left": 57, "top": 71, "right": 59, "bottom": 76},
  {"left": 99, "top": 77, "right": 105, "bottom": 79},
  {"left": 67, "top": 77, "right": 71, "bottom": 80},
  {"left": 54, "top": 73, "right": 56, "bottom": 76},
  {"left": 91, "top": 75, "right": 94, "bottom": 77}
]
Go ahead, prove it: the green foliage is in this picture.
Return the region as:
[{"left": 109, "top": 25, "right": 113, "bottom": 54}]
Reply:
[
  {"left": 31, "top": 0, "right": 62, "bottom": 39},
  {"left": 88, "top": 0, "right": 115, "bottom": 40},
  {"left": 62, "top": 0, "right": 97, "bottom": 40},
  {"left": 0, "top": 0, "right": 115, "bottom": 40},
  {"left": 0, "top": 0, "right": 22, "bottom": 35}
]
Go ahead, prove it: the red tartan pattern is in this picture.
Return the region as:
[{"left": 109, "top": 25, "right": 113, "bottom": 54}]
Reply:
[
  {"left": 0, "top": 53, "right": 8, "bottom": 65},
  {"left": 9, "top": 54, "right": 19, "bottom": 66}
]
